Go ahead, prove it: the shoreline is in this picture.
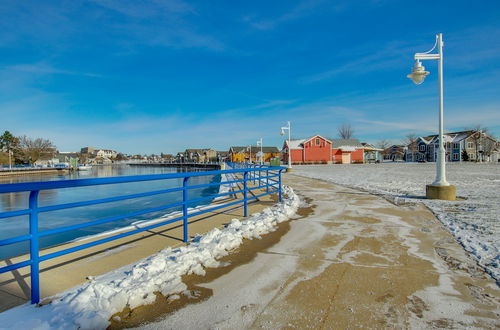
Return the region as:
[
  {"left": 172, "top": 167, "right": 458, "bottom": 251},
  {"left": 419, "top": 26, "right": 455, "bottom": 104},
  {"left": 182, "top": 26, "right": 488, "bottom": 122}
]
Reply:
[{"left": 0, "top": 168, "right": 69, "bottom": 177}]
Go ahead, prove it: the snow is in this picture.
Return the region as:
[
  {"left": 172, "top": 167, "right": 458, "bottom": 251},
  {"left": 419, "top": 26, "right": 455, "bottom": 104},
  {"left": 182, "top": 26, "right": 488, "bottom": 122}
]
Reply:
[
  {"left": 291, "top": 162, "right": 500, "bottom": 284},
  {"left": 0, "top": 185, "right": 299, "bottom": 330}
]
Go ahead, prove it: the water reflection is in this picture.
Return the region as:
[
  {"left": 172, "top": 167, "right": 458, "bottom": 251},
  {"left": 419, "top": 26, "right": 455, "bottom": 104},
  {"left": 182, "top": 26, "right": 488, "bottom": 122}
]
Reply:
[{"left": 0, "top": 165, "right": 220, "bottom": 259}]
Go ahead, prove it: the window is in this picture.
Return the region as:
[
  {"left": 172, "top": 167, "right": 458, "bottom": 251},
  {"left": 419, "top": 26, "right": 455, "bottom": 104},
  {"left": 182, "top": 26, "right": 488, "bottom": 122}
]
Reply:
[
  {"left": 467, "top": 142, "right": 473, "bottom": 149},
  {"left": 419, "top": 144, "right": 426, "bottom": 152},
  {"left": 453, "top": 153, "right": 459, "bottom": 160},
  {"left": 315, "top": 138, "right": 320, "bottom": 146},
  {"left": 453, "top": 143, "right": 459, "bottom": 149}
]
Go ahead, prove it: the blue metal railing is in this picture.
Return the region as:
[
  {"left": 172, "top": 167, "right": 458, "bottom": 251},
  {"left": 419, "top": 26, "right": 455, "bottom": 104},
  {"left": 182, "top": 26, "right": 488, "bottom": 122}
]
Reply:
[{"left": 0, "top": 164, "right": 285, "bottom": 304}]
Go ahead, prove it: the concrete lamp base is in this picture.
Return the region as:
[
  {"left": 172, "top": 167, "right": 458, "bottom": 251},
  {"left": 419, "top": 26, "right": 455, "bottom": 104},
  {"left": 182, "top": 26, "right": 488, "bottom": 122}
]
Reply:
[
  {"left": 286, "top": 167, "right": 293, "bottom": 172},
  {"left": 426, "top": 184, "right": 456, "bottom": 201}
]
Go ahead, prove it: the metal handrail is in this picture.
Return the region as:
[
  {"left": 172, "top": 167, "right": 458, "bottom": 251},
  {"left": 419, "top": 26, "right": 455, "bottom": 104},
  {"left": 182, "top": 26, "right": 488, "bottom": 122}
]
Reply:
[{"left": 0, "top": 163, "right": 285, "bottom": 304}]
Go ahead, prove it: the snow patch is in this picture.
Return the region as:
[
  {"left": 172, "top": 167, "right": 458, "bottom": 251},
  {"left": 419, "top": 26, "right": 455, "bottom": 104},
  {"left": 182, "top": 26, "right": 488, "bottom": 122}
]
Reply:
[
  {"left": 0, "top": 186, "right": 299, "bottom": 330},
  {"left": 292, "top": 163, "right": 500, "bottom": 284}
]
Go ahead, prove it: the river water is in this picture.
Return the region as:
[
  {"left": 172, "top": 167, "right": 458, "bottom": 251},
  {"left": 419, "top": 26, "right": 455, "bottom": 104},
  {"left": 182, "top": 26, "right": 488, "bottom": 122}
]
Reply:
[{"left": 0, "top": 165, "right": 221, "bottom": 259}]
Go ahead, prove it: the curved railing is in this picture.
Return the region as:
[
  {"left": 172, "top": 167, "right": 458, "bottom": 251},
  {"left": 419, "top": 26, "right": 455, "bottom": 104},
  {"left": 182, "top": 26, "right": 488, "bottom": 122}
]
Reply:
[{"left": 0, "top": 164, "right": 285, "bottom": 304}]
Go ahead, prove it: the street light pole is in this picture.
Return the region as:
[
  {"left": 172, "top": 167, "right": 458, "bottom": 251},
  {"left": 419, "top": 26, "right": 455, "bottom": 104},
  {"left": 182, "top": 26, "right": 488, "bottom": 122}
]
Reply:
[
  {"left": 407, "top": 33, "right": 455, "bottom": 200},
  {"left": 280, "top": 121, "right": 292, "bottom": 171},
  {"left": 257, "top": 138, "right": 263, "bottom": 165}
]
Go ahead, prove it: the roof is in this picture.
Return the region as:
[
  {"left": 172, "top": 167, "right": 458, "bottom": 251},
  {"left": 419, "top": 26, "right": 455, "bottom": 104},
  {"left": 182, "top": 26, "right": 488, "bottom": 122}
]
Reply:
[
  {"left": 229, "top": 146, "right": 280, "bottom": 153},
  {"left": 360, "top": 143, "right": 383, "bottom": 151},
  {"left": 185, "top": 148, "right": 214, "bottom": 153},
  {"left": 416, "top": 130, "right": 489, "bottom": 145},
  {"left": 229, "top": 146, "right": 247, "bottom": 153},
  {"left": 284, "top": 139, "right": 306, "bottom": 150},
  {"left": 303, "top": 135, "right": 332, "bottom": 144},
  {"left": 327, "top": 138, "right": 363, "bottom": 148}
]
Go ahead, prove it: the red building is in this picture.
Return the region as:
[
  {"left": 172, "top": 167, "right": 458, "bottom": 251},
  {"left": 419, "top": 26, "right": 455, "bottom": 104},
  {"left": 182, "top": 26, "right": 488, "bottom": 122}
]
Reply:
[{"left": 282, "top": 135, "right": 365, "bottom": 164}]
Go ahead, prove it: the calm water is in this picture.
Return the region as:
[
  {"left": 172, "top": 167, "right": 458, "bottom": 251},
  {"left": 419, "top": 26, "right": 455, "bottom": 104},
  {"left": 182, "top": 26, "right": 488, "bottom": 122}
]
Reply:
[{"left": 0, "top": 165, "right": 221, "bottom": 259}]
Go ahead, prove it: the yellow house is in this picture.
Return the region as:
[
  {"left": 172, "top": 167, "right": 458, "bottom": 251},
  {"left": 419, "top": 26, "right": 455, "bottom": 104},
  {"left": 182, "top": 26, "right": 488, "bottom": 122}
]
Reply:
[{"left": 229, "top": 146, "right": 280, "bottom": 163}]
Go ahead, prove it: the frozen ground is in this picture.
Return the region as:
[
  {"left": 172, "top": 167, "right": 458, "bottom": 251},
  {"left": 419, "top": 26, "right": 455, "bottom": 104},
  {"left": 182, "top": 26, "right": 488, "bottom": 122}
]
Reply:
[{"left": 292, "top": 162, "right": 500, "bottom": 284}]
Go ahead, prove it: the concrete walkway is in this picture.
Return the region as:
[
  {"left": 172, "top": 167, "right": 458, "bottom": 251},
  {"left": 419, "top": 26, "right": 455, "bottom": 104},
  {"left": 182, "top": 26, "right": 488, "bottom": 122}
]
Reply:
[
  {"left": 134, "top": 175, "right": 500, "bottom": 329},
  {"left": 0, "top": 185, "right": 275, "bottom": 313}
]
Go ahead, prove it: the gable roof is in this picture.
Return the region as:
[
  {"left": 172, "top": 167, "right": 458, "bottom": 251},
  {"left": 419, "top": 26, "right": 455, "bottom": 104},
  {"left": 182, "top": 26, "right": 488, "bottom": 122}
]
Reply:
[
  {"left": 303, "top": 135, "right": 332, "bottom": 144},
  {"left": 284, "top": 139, "right": 306, "bottom": 150},
  {"left": 229, "top": 146, "right": 280, "bottom": 153},
  {"left": 327, "top": 138, "right": 363, "bottom": 148},
  {"left": 229, "top": 146, "right": 247, "bottom": 153}
]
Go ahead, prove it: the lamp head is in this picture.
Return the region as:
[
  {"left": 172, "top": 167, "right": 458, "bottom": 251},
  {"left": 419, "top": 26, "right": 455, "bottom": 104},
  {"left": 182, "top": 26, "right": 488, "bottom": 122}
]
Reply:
[
  {"left": 280, "top": 128, "right": 285, "bottom": 136},
  {"left": 407, "top": 60, "right": 430, "bottom": 85}
]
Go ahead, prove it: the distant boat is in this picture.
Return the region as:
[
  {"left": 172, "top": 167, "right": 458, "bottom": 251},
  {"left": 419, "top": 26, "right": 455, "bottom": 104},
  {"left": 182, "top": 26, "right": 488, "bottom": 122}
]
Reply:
[{"left": 77, "top": 165, "right": 92, "bottom": 171}]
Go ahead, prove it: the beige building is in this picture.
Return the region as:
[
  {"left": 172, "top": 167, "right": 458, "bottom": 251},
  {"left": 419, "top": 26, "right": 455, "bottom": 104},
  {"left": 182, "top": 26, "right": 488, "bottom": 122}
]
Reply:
[{"left": 180, "top": 148, "right": 218, "bottom": 163}]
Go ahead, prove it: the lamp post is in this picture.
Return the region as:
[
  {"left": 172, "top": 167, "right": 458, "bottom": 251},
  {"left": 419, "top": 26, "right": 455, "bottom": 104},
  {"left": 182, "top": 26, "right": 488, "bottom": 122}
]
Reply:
[
  {"left": 407, "top": 33, "right": 456, "bottom": 200},
  {"left": 280, "top": 121, "right": 292, "bottom": 171},
  {"left": 257, "top": 138, "right": 263, "bottom": 165}
]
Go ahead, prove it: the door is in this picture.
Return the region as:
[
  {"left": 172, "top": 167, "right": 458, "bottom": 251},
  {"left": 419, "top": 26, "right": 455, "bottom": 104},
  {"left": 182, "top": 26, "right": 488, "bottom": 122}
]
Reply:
[{"left": 342, "top": 153, "right": 351, "bottom": 164}]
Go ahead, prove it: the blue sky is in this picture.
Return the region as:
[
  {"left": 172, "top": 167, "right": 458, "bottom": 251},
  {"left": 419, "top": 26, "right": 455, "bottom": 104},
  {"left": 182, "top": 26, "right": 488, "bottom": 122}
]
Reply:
[{"left": 1, "top": 0, "right": 499, "bottom": 154}]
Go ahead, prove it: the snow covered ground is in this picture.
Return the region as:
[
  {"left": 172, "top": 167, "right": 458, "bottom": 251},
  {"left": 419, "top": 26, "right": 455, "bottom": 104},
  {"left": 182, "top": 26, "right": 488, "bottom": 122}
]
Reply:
[
  {"left": 292, "top": 162, "right": 500, "bottom": 284},
  {"left": 0, "top": 186, "right": 300, "bottom": 330}
]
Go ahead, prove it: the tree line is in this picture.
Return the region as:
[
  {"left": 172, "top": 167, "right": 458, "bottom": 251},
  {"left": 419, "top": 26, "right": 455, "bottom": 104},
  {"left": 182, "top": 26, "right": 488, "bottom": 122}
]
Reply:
[{"left": 0, "top": 130, "right": 55, "bottom": 166}]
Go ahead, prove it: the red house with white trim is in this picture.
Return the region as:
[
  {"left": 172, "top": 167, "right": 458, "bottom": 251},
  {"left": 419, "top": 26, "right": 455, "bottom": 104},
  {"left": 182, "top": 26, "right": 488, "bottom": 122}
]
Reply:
[{"left": 282, "top": 135, "right": 365, "bottom": 164}]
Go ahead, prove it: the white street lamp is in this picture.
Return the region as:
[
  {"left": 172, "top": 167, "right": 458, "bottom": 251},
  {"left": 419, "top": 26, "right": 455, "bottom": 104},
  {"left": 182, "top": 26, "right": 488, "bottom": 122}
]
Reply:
[
  {"left": 407, "top": 33, "right": 456, "bottom": 200},
  {"left": 280, "top": 121, "right": 292, "bottom": 171},
  {"left": 256, "top": 138, "right": 263, "bottom": 165}
]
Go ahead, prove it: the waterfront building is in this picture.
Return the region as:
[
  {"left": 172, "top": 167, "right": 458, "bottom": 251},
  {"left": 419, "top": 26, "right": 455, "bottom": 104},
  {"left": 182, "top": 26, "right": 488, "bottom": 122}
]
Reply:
[
  {"left": 383, "top": 145, "right": 407, "bottom": 161},
  {"left": 94, "top": 149, "right": 118, "bottom": 159},
  {"left": 281, "top": 135, "right": 365, "bottom": 164},
  {"left": 405, "top": 130, "right": 500, "bottom": 162},
  {"left": 228, "top": 146, "right": 280, "bottom": 163},
  {"left": 80, "top": 146, "right": 95, "bottom": 154},
  {"left": 182, "top": 148, "right": 218, "bottom": 163}
]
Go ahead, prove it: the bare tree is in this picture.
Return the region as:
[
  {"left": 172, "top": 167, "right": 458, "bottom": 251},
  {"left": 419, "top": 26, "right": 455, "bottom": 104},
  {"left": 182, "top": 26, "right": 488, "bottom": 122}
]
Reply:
[
  {"left": 401, "top": 133, "right": 418, "bottom": 146},
  {"left": 469, "top": 125, "right": 494, "bottom": 161},
  {"left": 18, "top": 135, "right": 55, "bottom": 164},
  {"left": 338, "top": 123, "right": 354, "bottom": 139},
  {"left": 376, "top": 139, "right": 390, "bottom": 150}
]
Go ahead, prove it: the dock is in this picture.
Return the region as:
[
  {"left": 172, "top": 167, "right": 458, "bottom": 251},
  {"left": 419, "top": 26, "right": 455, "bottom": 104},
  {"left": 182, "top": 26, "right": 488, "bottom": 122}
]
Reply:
[
  {"left": 127, "top": 163, "right": 221, "bottom": 170},
  {"left": 0, "top": 168, "right": 69, "bottom": 177}
]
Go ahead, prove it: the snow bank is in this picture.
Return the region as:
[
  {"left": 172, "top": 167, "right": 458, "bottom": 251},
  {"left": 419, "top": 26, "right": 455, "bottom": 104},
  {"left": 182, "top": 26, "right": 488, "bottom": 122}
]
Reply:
[
  {"left": 0, "top": 186, "right": 299, "bottom": 330},
  {"left": 292, "top": 163, "right": 499, "bottom": 284}
]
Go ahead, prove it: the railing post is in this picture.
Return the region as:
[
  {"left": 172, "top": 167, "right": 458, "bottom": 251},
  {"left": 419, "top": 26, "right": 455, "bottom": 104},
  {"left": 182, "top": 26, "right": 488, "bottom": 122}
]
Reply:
[
  {"left": 278, "top": 170, "right": 283, "bottom": 202},
  {"left": 266, "top": 170, "right": 269, "bottom": 193},
  {"left": 243, "top": 171, "right": 248, "bottom": 217},
  {"left": 183, "top": 177, "right": 189, "bottom": 242},
  {"left": 29, "top": 190, "right": 40, "bottom": 304}
]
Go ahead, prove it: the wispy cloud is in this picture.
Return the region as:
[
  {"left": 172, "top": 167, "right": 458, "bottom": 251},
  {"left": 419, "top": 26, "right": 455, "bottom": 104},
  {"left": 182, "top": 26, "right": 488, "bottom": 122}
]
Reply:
[
  {"left": 0, "top": 0, "right": 224, "bottom": 52},
  {"left": 6, "top": 63, "right": 103, "bottom": 78},
  {"left": 90, "top": 0, "right": 225, "bottom": 51},
  {"left": 301, "top": 40, "right": 412, "bottom": 83},
  {"left": 89, "top": 0, "right": 193, "bottom": 18},
  {"left": 243, "top": 0, "right": 329, "bottom": 30}
]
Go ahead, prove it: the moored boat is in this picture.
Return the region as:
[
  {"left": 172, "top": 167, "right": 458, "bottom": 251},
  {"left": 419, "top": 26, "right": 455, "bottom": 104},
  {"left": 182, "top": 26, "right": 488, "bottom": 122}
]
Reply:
[{"left": 77, "top": 165, "right": 92, "bottom": 171}]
